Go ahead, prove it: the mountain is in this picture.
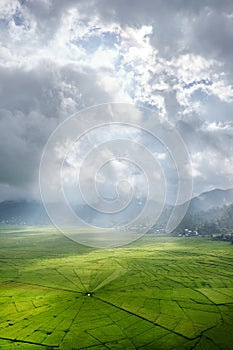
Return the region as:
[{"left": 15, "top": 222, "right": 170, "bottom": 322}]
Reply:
[
  {"left": 0, "top": 188, "right": 232, "bottom": 227},
  {"left": 187, "top": 188, "right": 233, "bottom": 214},
  {"left": 171, "top": 188, "right": 233, "bottom": 235},
  {"left": 0, "top": 200, "right": 50, "bottom": 225},
  {"left": 0, "top": 196, "right": 160, "bottom": 227}
]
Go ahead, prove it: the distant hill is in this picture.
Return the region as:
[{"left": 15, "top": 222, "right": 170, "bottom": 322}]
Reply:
[
  {"left": 0, "top": 197, "right": 155, "bottom": 228},
  {"left": 188, "top": 188, "right": 233, "bottom": 214},
  {"left": 172, "top": 188, "right": 233, "bottom": 235},
  {"left": 0, "top": 188, "right": 233, "bottom": 228},
  {"left": 0, "top": 200, "right": 50, "bottom": 225}
]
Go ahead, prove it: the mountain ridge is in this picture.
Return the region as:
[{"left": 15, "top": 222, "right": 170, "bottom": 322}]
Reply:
[
  {"left": 0, "top": 187, "right": 233, "bottom": 226},
  {"left": 187, "top": 187, "right": 233, "bottom": 214}
]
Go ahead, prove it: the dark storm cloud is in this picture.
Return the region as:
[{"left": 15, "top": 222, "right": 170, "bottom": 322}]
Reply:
[
  {"left": 0, "top": 109, "right": 53, "bottom": 186},
  {"left": 0, "top": 64, "right": 61, "bottom": 117},
  {"left": 88, "top": 0, "right": 233, "bottom": 89},
  {"left": 19, "top": 0, "right": 96, "bottom": 41},
  {"left": 0, "top": 58, "right": 112, "bottom": 200},
  {"left": 19, "top": 0, "right": 233, "bottom": 54},
  {"left": 0, "top": 62, "right": 110, "bottom": 118},
  {"left": 177, "top": 118, "right": 233, "bottom": 158},
  {"left": 90, "top": 0, "right": 233, "bottom": 58},
  {"left": 0, "top": 0, "right": 233, "bottom": 201},
  {"left": 17, "top": 0, "right": 233, "bottom": 65},
  {"left": 176, "top": 117, "right": 233, "bottom": 191}
]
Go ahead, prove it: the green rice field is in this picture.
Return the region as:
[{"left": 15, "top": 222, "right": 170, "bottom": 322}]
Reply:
[{"left": 0, "top": 227, "right": 233, "bottom": 349}]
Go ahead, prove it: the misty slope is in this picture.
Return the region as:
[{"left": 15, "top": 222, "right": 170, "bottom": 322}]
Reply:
[
  {"left": 0, "top": 188, "right": 232, "bottom": 226},
  {"left": 0, "top": 200, "right": 50, "bottom": 225},
  {"left": 173, "top": 188, "right": 233, "bottom": 234},
  {"left": 187, "top": 188, "right": 233, "bottom": 214}
]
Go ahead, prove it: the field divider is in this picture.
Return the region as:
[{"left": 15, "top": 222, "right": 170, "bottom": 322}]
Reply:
[
  {"left": 0, "top": 336, "right": 59, "bottom": 348},
  {"left": 6, "top": 280, "right": 83, "bottom": 294},
  {"left": 93, "top": 295, "right": 198, "bottom": 341}
]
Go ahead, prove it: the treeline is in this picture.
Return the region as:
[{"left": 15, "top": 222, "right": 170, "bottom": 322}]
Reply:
[{"left": 173, "top": 203, "right": 233, "bottom": 235}]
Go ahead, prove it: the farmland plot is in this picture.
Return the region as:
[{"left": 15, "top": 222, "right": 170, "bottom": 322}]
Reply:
[{"left": 0, "top": 227, "right": 232, "bottom": 349}]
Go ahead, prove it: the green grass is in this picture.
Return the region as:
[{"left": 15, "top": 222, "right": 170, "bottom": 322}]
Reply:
[{"left": 0, "top": 227, "right": 233, "bottom": 349}]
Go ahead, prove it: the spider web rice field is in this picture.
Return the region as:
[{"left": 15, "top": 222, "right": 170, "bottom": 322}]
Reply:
[{"left": 0, "top": 227, "right": 233, "bottom": 350}]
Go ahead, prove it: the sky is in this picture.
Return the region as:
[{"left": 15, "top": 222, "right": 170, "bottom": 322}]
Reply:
[{"left": 0, "top": 0, "right": 233, "bottom": 207}]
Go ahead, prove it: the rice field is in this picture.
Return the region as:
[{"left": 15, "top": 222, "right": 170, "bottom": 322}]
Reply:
[{"left": 0, "top": 227, "right": 233, "bottom": 349}]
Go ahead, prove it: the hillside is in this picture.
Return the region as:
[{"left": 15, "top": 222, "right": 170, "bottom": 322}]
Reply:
[
  {"left": 188, "top": 188, "right": 233, "bottom": 213},
  {"left": 0, "top": 188, "right": 233, "bottom": 230}
]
